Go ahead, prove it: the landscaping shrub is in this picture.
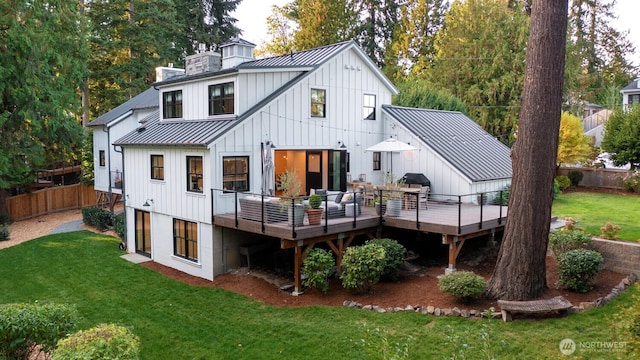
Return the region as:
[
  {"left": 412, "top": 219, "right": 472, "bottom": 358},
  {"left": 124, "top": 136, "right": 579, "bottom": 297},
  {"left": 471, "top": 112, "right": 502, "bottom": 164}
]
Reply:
[
  {"left": 113, "top": 213, "right": 125, "bottom": 239},
  {"left": 567, "top": 170, "right": 584, "bottom": 187},
  {"left": 53, "top": 323, "right": 140, "bottom": 360},
  {"left": 491, "top": 185, "right": 510, "bottom": 206},
  {"left": 555, "top": 175, "right": 571, "bottom": 191},
  {"left": 0, "top": 226, "right": 9, "bottom": 241},
  {"left": 622, "top": 170, "right": 640, "bottom": 192},
  {"left": 0, "top": 213, "right": 12, "bottom": 226},
  {"left": 611, "top": 293, "right": 640, "bottom": 357},
  {"left": 82, "top": 207, "right": 113, "bottom": 231},
  {"left": 438, "top": 271, "right": 486, "bottom": 303},
  {"left": 340, "top": 244, "right": 386, "bottom": 294},
  {"left": 556, "top": 249, "right": 603, "bottom": 293},
  {"left": 0, "top": 302, "right": 78, "bottom": 360},
  {"left": 600, "top": 222, "right": 621, "bottom": 240},
  {"left": 549, "top": 229, "right": 592, "bottom": 258},
  {"left": 301, "top": 248, "right": 335, "bottom": 294},
  {"left": 553, "top": 179, "right": 560, "bottom": 198},
  {"left": 365, "top": 238, "right": 406, "bottom": 281}
]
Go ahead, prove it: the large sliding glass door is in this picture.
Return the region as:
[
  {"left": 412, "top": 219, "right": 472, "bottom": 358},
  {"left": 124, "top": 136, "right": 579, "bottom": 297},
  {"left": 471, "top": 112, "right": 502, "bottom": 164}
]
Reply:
[
  {"left": 135, "top": 210, "right": 151, "bottom": 257},
  {"left": 328, "top": 149, "right": 347, "bottom": 191}
]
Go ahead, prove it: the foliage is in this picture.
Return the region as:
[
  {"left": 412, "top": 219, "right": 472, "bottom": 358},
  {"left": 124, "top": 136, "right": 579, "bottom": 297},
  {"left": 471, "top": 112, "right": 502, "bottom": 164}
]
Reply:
[
  {"left": 53, "top": 323, "right": 140, "bottom": 360},
  {"left": 555, "top": 175, "right": 571, "bottom": 191},
  {"left": 0, "top": 0, "right": 86, "bottom": 192},
  {"left": 351, "top": 322, "right": 414, "bottom": 360},
  {"left": 567, "top": 170, "right": 584, "bottom": 187},
  {"left": 429, "top": 0, "right": 529, "bottom": 146},
  {"left": 0, "top": 302, "right": 78, "bottom": 360},
  {"left": 611, "top": 293, "right": 640, "bottom": 358},
  {"left": 82, "top": 207, "right": 113, "bottom": 232},
  {"left": 277, "top": 169, "right": 303, "bottom": 208},
  {"left": 491, "top": 185, "right": 510, "bottom": 206},
  {"left": 548, "top": 229, "right": 592, "bottom": 258},
  {"left": 0, "top": 227, "right": 9, "bottom": 241},
  {"left": 174, "top": 0, "right": 241, "bottom": 54},
  {"left": 602, "top": 106, "right": 640, "bottom": 169},
  {"left": 365, "top": 238, "right": 406, "bottom": 281},
  {"left": 0, "top": 213, "right": 12, "bottom": 226},
  {"left": 292, "top": 0, "right": 357, "bottom": 51},
  {"left": 600, "top": 222, "right": 621, "bottom": 240},
  {"left": 444, "top": 309, "right": 506, "bottom": 360},
  {"left": 113, "top": 213, "right": 125, "bottom": 239},
  {"left": 352, "top": 0, "right": 401, "bottom": 68},
  {"left": 340, "top": 243, "right": 386, "bottom": 293},
  {"left": 557, "top": 112, "right": 591, "bottom": 166},
  {"left": 392, "top": 79, "right": 468, "bottom": 114},
  {"left": 622, "top": 170, "right": 640, "bottom": 192},
  {"left": 301, "top": 248, "right": 335, "bottom": 294},
  {"left": 556, "top": 249, "right": 603, "bottom": 293},
  {"left": 257, "top": 4, "right": 298, "bottom": 57},
  {"left": 386, "top": 0, "right": 447, "bottom": 80},
  {"left": 438, "top": 271, "right": 486, "bottom": 303},
  {"left": 80, "top": 130, "right": 94, "bottom": 186},
  {"left": 308, "top": 194, "right": 322, "bottom": 209}
]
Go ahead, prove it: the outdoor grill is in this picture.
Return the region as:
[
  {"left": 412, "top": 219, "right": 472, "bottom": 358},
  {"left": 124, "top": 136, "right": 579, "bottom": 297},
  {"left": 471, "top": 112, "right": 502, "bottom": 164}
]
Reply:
[{"left": 401, "top": 173, "right": 431, "bottom": 187}]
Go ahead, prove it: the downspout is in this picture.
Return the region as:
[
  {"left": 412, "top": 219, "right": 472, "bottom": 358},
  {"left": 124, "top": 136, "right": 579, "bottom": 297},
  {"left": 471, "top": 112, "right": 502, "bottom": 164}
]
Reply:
[
  {"left": 114, "top": 145, "right": 126, "bottom": 247},
  {"left": 102, "top": 125, "right": 113, "bottom": 213}
]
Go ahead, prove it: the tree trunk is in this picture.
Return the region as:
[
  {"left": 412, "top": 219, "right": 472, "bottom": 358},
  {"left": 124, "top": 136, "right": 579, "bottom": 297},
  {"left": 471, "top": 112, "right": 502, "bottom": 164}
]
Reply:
[{"left": 486, "top": 1, "right": 569, "bottom": 300}]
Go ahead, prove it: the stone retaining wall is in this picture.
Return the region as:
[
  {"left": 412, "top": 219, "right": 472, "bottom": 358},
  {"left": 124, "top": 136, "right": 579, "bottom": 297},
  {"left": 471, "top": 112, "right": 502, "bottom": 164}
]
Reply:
[{"left": 590, "top": 238, "right": 640, "bottom": 275}]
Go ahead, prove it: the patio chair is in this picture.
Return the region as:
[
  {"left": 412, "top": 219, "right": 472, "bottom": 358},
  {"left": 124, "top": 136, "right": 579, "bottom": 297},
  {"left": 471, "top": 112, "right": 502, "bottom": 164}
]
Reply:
[{"left": 362, "top": 184, "right": 375, "bottom": 206}]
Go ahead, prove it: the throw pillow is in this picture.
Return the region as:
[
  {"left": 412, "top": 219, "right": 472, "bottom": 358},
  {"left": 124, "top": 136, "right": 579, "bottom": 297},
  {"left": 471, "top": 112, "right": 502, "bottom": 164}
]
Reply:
[{"left": 334, "top": 192, "right": 344, "bottom": 204}]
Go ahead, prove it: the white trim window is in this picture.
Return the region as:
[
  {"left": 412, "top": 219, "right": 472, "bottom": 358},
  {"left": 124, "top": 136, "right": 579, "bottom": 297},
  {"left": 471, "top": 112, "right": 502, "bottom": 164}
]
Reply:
[{"left": 311, "top": 88, "right": 326, "bottom": 118}]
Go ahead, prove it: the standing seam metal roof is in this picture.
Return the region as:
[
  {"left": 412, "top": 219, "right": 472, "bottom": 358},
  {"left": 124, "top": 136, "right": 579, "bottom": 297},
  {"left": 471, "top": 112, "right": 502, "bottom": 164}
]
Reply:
[
  {"left": 382, "top": 105, "right": 512, "bottom": 182},
  {"left": 88, "top": 87, "right": 158, "bottom": 127}
]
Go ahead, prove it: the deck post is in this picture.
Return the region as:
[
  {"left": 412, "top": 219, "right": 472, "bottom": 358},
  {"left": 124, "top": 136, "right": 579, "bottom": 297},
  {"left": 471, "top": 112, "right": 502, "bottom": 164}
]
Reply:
[{"left": 293, "top": 242, "right": 303, "bottom": 295}]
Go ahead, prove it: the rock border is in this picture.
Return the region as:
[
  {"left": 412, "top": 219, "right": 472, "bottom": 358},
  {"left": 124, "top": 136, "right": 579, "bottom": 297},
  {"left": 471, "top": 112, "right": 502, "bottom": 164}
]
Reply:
[{"left": 343, "top": 273, "right": 637, "bottom": 320}]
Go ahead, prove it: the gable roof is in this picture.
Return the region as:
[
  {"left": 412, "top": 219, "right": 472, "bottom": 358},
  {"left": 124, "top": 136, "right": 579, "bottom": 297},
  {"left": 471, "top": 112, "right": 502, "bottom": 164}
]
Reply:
[
  {"left": 88, "top": 87, "right": 158, "bottom": 127},
  {"left": 113, "top": 111, "right": 236, "bottom": 147},
  {"left": 621, "top": 78, "right": 640, "bottom": 93},
  {"left": 382, "top": 105, "right": 512, "bottom": 182}
]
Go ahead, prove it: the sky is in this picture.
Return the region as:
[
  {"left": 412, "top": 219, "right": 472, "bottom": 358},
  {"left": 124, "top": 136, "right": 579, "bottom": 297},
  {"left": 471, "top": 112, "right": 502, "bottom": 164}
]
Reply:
[{"left": 232, "top": 0, "right": 640, "bottom": 65}]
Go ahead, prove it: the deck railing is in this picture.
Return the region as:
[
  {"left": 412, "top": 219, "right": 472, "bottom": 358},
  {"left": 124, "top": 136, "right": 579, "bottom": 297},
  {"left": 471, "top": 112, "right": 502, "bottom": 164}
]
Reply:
[{"left": 211, "top": 188, "right": 508, "bottom": 237}]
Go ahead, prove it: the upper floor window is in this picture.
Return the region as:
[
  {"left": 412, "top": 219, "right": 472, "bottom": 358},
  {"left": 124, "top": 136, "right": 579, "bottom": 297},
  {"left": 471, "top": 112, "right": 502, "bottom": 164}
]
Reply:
[
  {"left": 363, "top": 94, "right": 376, "bottom": 120},
  {"left": 163, "top": 90, "right": 183, "bottom": 119},
  {"left": 311, "top": 88, "right": 326, "bottom": 118},
  {"left": 223, "top": 156, "right": 249, "bottom": 192},
  {"left": 372, "top": 152, "right": 381, "bottom": 171},
  {"left": 187, "top": 156, "right": 203, "bottom": 193},
  {"left": 99, "top": 150, "right": 106, "bottom": 167},
  {"left": 151, "top": 155, "right": 164, "bottom": 180},
  {"left": 209, "top": 82, "right": 234, "bottom": 115}
]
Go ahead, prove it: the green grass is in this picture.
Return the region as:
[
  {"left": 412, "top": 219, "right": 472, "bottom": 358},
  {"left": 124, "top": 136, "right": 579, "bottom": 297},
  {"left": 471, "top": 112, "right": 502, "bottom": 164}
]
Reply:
[
  {"left": 1, "top": 231, "right": 638, "bottom": 359},
  {"left": 552, "top": 191, "right": 640, "bottom": 241}
]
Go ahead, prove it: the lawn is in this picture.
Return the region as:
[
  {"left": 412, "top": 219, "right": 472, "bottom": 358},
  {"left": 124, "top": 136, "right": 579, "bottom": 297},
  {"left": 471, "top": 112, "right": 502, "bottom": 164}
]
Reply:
[
  {"left": 0, "top": 232, "right": 638, "bottom": 359},
  {"left": 552, "top": 191, "right": 640, "bottom": 241}
]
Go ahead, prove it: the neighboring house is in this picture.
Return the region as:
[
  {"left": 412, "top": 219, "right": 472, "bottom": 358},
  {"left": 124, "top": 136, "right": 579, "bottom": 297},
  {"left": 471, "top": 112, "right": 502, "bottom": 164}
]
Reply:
[
  {"left": 89, "top": 67, "right": 183, "bottom": 209},
  {"left": 110, "top": 38, "right": 511, "bottom": 281},
  {"left": 621, "top": 78, "right": 640, "bottom": 111},
  {"left": 583, "top": 109, "right": 613, "bottom": 147}
]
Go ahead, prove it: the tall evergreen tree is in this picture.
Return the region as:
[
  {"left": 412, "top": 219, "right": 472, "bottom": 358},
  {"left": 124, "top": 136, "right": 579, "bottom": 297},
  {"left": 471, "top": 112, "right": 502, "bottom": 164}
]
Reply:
[
  {"left": 293, "top": 0, "right": 358, "bottom": 50},
  {"left": 387, "top": 0, "right": 448, "bottom": 81},
  {"left": 486, "top": 0, "right": 569, "bottom": 300},
  {"left": 0, "top": 0, "right": 87, "bottom": 214},
  {"left": 429, "top": 0, "right": 529, "bottom": 145},
  {"left": 353, "top": 0, "right": 400, "bottom": 68},
  {"left": 174, "top": 0, "right": 242, "bottom": 54}
]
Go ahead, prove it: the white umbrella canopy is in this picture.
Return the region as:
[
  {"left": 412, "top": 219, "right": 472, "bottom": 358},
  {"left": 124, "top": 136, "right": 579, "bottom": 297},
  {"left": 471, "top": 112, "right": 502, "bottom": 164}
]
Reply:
[
  {"left": 365, "top": 137, "right": 417, "bottom": 153},
  {"left": 365, "top": 137, "right": 417, "bottom": 175}
]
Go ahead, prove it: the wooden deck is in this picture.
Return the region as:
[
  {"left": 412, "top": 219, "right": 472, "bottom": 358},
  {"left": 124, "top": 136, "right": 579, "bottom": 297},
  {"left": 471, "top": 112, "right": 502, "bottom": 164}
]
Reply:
[{"left": 214, "top": 201, "right": 508, "bottom": 293}]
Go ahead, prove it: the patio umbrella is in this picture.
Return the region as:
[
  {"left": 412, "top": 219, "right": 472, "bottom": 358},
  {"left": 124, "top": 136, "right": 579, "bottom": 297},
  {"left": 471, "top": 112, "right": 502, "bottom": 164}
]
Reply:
[
  {"left": 365, "top": 137, "right": 417, "bottom": 175},
  {"left": 262, "top": 143, "right": 275, "bottom": 195}
]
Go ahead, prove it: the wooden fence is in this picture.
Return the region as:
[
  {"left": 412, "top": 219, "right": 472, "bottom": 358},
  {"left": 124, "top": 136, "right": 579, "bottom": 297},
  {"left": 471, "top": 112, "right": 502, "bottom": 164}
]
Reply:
[
  {"left": 6, "top": 184, "right": 97, "bottom": 221},
  {"left": 557, "top": 167, "right": 629, "bottom": 189}
]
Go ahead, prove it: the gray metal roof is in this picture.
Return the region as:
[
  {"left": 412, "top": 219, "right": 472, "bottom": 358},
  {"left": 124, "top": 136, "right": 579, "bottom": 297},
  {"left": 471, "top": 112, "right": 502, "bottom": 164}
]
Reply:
[
  {"left": 382, "top": 105, "right": 512, "bottom": 182},
  {"left": 621, "top": 78, "right": 640, "bottom": 92},
  {"left": 88, "top": 87, "right": 158, "bottom": 127},
  {"left": 114, "top": 111, "right": 236, "bottom": 147},
  {"left": 237, "top": 41, "right": 351, "bottom": 69}
]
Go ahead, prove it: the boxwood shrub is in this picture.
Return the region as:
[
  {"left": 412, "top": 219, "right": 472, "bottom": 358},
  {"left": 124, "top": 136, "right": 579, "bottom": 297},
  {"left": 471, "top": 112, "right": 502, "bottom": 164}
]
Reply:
[
  {"left": 340, "top": 243, "right": 386, "bottom": 294},
  {"left": 555, "top": 175, "right": 571, "bottom": 191},
  {"left": 365, "top": 238, "right": 406, "bottom": 281},
  {"left": 54, "top": 323, "right": 140, "bottom": 360},
  {"left": 438, "top": 271, "right": 486, "bottom": 303},
  {"left": 549, "top": 229, "right": 592, "bottom": 258},
  {"left": 81, "top": 207, "right": 113, "bottom": 231},
  {"left": 0, "top": 226, "right": 9, "bottom": 241},
  {"left": 302, "top": 248, "right": 335, "bottom": 294},
  {"left": 0, "top": 302, "right": 78, "bottom": 360},
  {"left": 557, "top": 249, "right": 603, "bottom": 293}
]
